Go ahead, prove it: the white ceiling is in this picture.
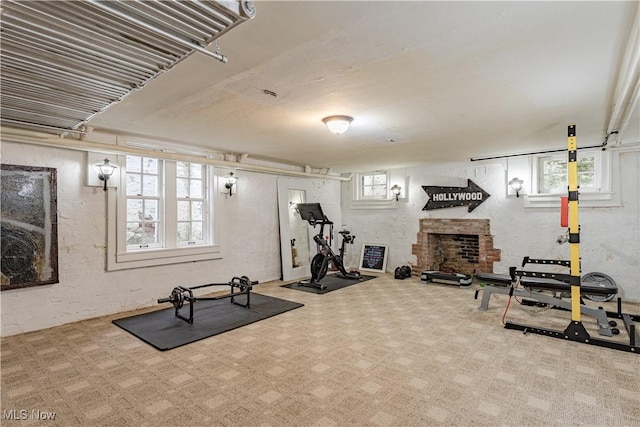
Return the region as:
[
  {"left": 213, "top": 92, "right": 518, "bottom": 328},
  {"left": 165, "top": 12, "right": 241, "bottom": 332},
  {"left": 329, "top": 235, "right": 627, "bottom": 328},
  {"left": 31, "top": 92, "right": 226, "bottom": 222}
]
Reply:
[{"left": 88, "top": 1, "right": 640, "bottom": 173}]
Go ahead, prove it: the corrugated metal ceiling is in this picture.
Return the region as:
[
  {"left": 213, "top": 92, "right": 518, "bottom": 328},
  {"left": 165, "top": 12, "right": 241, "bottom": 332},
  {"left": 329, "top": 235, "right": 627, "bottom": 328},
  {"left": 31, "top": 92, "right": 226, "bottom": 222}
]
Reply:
[{"left": 0, "top": 0, "right": 255, "bottom": 135}]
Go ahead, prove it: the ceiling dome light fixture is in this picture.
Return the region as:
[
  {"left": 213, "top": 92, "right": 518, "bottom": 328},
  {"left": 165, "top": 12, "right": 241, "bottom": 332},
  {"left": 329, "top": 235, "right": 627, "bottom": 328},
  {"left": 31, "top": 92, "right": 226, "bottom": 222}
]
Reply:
[{"left": 322, "top": 115, "right": 353, "bottom": 135}]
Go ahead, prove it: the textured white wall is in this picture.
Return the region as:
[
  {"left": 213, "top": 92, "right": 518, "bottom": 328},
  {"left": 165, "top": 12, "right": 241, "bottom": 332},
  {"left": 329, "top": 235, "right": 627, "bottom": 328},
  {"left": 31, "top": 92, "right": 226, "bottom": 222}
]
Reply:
[
  {"left": 0, "top": 142, "right": 340, "bottom": 336},
  {"left": 1, "top": 141, "right": 637, "bottom": 336},
  {"left": 342, "top": 152, "right": 640, "bottom": 302}
]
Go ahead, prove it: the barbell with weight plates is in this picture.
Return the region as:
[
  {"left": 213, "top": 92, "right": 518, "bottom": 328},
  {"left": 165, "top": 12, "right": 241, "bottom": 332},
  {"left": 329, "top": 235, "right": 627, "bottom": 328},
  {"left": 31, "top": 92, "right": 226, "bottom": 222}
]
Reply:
[
  {"left": 158, "top": 286, "right": 189, "bottom": 310},
  {"left": 158, "top": 277, "right": 257, "bottom": 311}
]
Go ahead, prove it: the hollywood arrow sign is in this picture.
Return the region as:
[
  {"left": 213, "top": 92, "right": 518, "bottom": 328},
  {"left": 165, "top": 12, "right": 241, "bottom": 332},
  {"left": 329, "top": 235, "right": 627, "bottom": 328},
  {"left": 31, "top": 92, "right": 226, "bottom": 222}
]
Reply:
[{"left": 422, "top": 179, "right": 490, "bottom": 212}]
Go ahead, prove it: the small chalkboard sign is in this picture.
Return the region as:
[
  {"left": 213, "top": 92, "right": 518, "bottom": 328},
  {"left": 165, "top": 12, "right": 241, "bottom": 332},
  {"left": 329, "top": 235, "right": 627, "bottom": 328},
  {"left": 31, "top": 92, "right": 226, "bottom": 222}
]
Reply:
[{"left": 359, "top": 243, "right": 389, "bottom": 273}]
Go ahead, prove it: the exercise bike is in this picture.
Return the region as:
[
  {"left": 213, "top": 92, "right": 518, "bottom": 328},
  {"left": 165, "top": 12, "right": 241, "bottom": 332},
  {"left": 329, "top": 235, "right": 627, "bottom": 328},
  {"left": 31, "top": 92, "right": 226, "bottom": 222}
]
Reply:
[{"left": 296, "top": 203, "right": 362, "bottom": 290}]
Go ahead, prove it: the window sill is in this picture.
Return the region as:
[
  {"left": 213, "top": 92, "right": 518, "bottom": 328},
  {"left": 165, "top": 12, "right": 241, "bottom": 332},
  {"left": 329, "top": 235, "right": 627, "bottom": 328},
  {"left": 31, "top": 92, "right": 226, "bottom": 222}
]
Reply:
[
  {"left": 349, "top": 198, "right": 398, "bottom": 210},
  {"left": 107, "top": 245, "right": 222, "bottom": 271},
  {"left": 523, "top": 191, "right": 620, "bottom": 208}
]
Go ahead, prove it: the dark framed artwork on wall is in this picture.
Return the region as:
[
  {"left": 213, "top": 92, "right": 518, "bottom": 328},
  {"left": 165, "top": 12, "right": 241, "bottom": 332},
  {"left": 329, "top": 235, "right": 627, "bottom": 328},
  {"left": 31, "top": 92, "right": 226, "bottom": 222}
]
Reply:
[{"left": 1, "top": 164, "right": 59, "bottom": 291}]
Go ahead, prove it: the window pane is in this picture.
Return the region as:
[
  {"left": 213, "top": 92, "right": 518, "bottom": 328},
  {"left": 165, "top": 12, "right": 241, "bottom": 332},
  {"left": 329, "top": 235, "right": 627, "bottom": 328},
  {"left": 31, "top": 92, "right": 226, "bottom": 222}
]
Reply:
[
  {"left": 127, "top": 219, "right": 159, "bottom": 246},
  {"left": 577, "top": 157, "right": 595, "bottom": 172},
  {"left": 192, "top": 222, "right": 203, "bottom": 241},
  {"left": 126, "top": 156, "right": 141, "bottom": 173},
  {"left": 362, "top": 187, "right": 374, "bottom": 197},
  {"left": 191, "top": 201, "right": 203, "bottom": 221},
  {"left": 372, "top": 185, "right": 387, "bottom": 196},
  {"left": 177, "top": 201, "right": 190, "bottom": 221},
  {"left": 579, "top": 173, "right": 595, "bottom": 187},
  {"left": 127, "top": 174, "right": 142, "bottom": 196},
  {"left": 142, "top": 222, "right": 159, "bottom": 245},
  {"left": 142, "top": 175, "right": 158, "bottom": 196},
  {"left": 127, "top": 199, "right": 142, "bottom": 222},
  {"left": 177, "top": 162, "right": 189, "bottom": 178},
  {"left": 362, "top": 176, "right": 373, "bottom": 185},
  {"left": 190, "top": 180, "right": 202, "bottom": 198},
  {"left": 190, "top": 163, "right": 202, "bottom": 178},
  {"left": 177, "top": 223, "right": 190, "bottom": 243},
  {"left": 544, "top": 159, "right": 566, "bottom": 174},
  {"left": 144, "top": 200, "right": 158, "bottom": 221},
  {"left": 143, "top": 158, "right": 158, "bottom": 174},
  {"left": 177, "top": 178, "right": 189, "bottom": 198},
  {"left": 543, "top": 174, "right": 566, "bottom": 193},
  {"left": 126, "top": 222, "right": 144, "bottom": 245},
  {"left": 373, "top": 174, "right": 386, "bottom": 184}
]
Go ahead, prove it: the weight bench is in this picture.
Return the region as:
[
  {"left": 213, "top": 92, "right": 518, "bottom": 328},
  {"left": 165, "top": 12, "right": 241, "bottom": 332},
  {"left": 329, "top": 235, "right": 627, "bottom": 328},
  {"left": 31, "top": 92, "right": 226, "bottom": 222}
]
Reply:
[
  {"left": 476, "top": 272, "right": 618, "bottom": 295},
  {"left": 475, "top": 272, "right": 618, "bottom": 297},
  {"left": 475, "top": 272, "right": 620, "bottom": 337}
]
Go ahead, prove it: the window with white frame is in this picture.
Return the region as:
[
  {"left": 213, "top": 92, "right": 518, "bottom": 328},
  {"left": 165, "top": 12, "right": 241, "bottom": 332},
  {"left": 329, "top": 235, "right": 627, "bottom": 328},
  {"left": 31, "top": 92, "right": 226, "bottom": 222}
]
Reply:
[
  {"left": 349, "top": 169, "right": 406, "bottom": 209},
  {"left": 108, "top": 154, "right": 220, "bottom": 270},
  {"left": 536, "top": 150, "right": 601, "bottom": 194},
  {"left": 359, "top": 171, "right": 389, "bottom": 199},
  {"left": 523, "top": 148, "right": 618, "bottom": 208}
]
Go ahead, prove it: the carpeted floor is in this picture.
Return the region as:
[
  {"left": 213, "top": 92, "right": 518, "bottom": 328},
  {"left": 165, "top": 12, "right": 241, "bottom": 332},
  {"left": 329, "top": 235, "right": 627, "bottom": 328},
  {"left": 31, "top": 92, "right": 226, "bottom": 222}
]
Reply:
[{"left": 1, "top": 275, "right": 639, "bottom": 426}]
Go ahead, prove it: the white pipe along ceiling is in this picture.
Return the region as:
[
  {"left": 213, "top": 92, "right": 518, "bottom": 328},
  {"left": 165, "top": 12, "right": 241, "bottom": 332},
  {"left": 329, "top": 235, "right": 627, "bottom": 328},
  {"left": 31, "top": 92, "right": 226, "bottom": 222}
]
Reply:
[{"left": 0, "top": 0, "right": 256, "bottom": 135}]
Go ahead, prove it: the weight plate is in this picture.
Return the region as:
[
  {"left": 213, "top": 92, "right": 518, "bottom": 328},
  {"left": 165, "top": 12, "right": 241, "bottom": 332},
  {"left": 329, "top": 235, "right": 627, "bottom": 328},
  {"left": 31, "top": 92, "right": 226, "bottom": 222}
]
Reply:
[
  {"left": 170, "top": 288, "right": 184, "bottom": 309},
  {"left": 582, "top": 272, "right": 617, "bottom": 302}
]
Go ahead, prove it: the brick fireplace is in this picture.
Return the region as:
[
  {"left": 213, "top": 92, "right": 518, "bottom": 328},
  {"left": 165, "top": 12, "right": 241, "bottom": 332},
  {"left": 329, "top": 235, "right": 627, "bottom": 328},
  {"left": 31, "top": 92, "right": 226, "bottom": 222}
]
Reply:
[{"left": 411, "top": 218, "right": 501, "bottom": 275}]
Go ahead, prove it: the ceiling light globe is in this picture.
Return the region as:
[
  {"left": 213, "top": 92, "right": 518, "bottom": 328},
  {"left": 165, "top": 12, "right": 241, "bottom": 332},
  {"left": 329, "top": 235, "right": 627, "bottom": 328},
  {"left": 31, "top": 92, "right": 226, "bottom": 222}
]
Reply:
[{"left": 322, "top": 115, "right": 353, "bottom": 135}]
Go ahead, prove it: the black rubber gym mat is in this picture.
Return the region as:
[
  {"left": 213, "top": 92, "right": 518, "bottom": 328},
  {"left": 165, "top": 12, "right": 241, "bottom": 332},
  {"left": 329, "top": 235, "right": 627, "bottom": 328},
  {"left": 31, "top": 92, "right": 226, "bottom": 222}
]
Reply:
[
  {"left": 281, "top": 274, "right": 377, "bottom": 294},
  {"left": 112, "top": 293, "right": 304, "bottom": 351}
]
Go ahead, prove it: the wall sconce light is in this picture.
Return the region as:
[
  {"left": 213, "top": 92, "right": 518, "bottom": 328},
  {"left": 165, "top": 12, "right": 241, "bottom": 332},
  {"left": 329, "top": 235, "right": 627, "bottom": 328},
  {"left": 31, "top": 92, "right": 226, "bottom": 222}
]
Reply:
[
  {"left": 322, "top": 115, "right": 353, "bottom": 135},
  {"left": 391, "top": 184, "right": 402, "bottom": 201},
  {"left": 508, "top": 177, "right": 524, "bottom": 197},
  {"left": 224, "top": 172, "right": 238, "bottom": 196},
  {"left": 96, "top": 158, "right": 117, "bottom": 191}
]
